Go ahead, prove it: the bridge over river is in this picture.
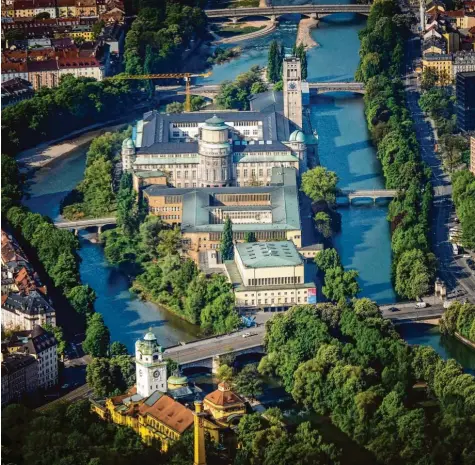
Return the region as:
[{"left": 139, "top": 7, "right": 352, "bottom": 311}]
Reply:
[
  {"left": 337, "top": 189, "right": 398, "bottom": 205},
  {"left": 165, "top": 304, "right": 445, "bottom": 373},
  {"left": 205, "top": 4, "right": 371, "bottom": 22},
  {"left": 54, "top": 217, "right": 117, "bottom": 234}
]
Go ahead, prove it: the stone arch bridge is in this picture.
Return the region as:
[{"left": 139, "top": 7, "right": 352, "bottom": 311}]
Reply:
[{"left": 205, "top": 4, "right": 371, "bottom": 23}]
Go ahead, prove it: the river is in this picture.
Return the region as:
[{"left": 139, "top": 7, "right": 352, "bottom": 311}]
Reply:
[{"left": 22, "top": 10, "right": 474, "bottom": 370}]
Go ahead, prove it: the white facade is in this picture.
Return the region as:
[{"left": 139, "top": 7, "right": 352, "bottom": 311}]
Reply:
[
  {"left": 135, "top": 331, "right": 167, "bottom": 398},
  {"left": 33, "top": 6, "right": 56, "bottom": 17},
  {"left": 1, "top": 71, "right": 28, "bottom": 83},
  {"left": 1, "top": 306, "right": 56, "bottom": 331},
  {"left": 58, "top": 65, "right": 105, "bottom": 81},
  {"left": 36, "top": 344, "right": 58, "bottom": 389},
  {"left": 283, "top": 56, "right": 303, "bottom": 130}
]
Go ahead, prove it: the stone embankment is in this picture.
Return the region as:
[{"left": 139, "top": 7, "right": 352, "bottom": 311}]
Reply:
[{"left": 296, "top": 17, "right": 319, "bottom": 49}]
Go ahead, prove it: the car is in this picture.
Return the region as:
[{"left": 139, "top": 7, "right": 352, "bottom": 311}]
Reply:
[
  {"left": 415, "top": 302, "right": 427, "bottom": 309},
  {"left": 242, "top": 332, "right": 251, "bottom": 338},
  {"left": 388, "top": 307, "right": 399, "bottom": 312},
  {"left": 61, "top": 384, "right": 70, "bottom": 390}
]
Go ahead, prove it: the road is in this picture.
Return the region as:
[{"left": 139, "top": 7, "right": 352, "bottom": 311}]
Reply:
[
  {"left": 401, "top": 3, "right": 475, "bottom": 304},
  {"left": 35, "top": 384, "right": 93, "bottom": 413}
]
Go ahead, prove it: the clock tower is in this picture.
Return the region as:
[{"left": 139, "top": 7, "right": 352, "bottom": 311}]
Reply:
[
  {"left": 283, "top": 56, "right": 303, "bottom": 130},
  {"left": 135, "top": 330, "right": 167, "bottom": 398}
]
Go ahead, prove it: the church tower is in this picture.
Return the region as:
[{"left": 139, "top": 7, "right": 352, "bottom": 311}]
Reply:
[
  {"left": 135, "top": 330, "right": 167, "bottom": 398},
  {"left": 283, "top": 56, "right": 303, "bottom": 130}
]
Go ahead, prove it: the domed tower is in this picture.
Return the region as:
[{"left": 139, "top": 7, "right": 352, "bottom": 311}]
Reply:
[
  {"left": 135, "top": 329, "right": 167, "bottom": 397},
  {"left": 197, "top": 115, "right": 232, "bottom": 187},
  {"left": 287, "top": 129, "right": 307, "bottom": 169},
  {"left": 121, "top": 137, "right": 136, "bottom": 172}
]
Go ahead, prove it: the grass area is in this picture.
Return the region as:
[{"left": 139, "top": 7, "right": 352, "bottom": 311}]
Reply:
[{"left": 217, "top": 25, "right": 265, "bottom": 38}]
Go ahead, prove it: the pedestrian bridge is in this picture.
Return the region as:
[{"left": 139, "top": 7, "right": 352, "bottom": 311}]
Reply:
[
  {"left": 337, "top": 189, "right": 398, "bottom": 205},
  {"left": 205, "top": 4, "right": 371, "bottom": 22},
  {"left": 54, "top": 217, "right": 117, "bottom": 233}
]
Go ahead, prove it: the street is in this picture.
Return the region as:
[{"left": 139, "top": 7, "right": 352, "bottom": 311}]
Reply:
[{"left": 402, "top": 7, "right": 475, "bottom": 304}]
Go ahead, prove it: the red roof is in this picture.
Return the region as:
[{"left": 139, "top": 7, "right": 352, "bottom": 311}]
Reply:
[
  {"left": 204, "top": 382, "right": 245, "bottom": 407},
  {"left": 445, "top": 9, "right": 465, "bottom": 17}
]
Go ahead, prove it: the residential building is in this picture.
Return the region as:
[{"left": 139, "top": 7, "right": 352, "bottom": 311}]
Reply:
[
  {"left": 13, "top": 0, "right": 35, "bottom": 17},
  {"left": 91, "top": 330, "right": 244, "bottom": 452},
  {"left": 422, "top": 53, "right": 453, "bottom": 81},
  {"left": 224, "top": 240, "right": 316, "bottom": 310},
  {"left": 75, "top": 0, "right": 97, "bottom": 16},
  {"left": 2, "top": 291, "right": 56, "bottom": 330},
  {"left": 1, "top": 351, "right": 38, "bottom": 405},
  {"left": 456, "top": 71, "right": 475, "bottom": 131},
  {"left": 33, "top": 0, "right": 56, "bottom": 18},
  {"left": 142, "top": 167, "right": 303, "bottom": 263},
  {"left": 470, "top": 136, "right": 475, "bottom": 174},
  {"left": 453, "top": 51, "right": 475, "bottom": 75},
  {"left": 57, "top": 0, "right": 77, "bottom": 17},
  {"left": 1, "top": 61, "right": 29, "bottom": 83},
  {"left": 7, "top": 326, "right": 58, "bottom": 389}
]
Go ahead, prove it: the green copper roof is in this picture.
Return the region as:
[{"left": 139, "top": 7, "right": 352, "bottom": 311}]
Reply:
[
  {"left": 168, "top": 375, "right": 188, "bottom": 385},
  {"left": 205, "top": 115, "right": 225, "bottom": 125},
  {"left": 122, "top": 137, "right": 135, "bottom": 149},
  {"left": 236, "top": 241, "right": 303, "bottom": 268},
  {"left": 289, "top": 130, "right": 305, "bottom": 143}
]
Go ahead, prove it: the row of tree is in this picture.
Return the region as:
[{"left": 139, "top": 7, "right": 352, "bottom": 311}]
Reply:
[
  {"left": 440, "top": 301, "right": 475, "bottom": 343},
  {"left": 102, "top": 173, "right": 240, "bottom": 334},
  {"left": 257, "top": 301, "right": 475, "bottom": 465},
  {"left": 451, "top": 169, "right": 475, "bottom": 249},
  {"left": 356, "top": 0, "right": 436, "bottom": 300},
  {"left": 1, "top": 75, "right": 135, "bottom": 156},
  {"left": 267, "top": 41, "right": 308, "bottom": 84}
]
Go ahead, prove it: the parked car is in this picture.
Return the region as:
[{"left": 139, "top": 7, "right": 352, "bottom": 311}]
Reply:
[
  {"left": 242, "top": 332, "right": 252, "bottom": 338},
  {"left": 388, "top": 307, "right": 399, "bottom": 312},
  {"left": 415, "top": 302, "right": 427, "bottom": 309}
]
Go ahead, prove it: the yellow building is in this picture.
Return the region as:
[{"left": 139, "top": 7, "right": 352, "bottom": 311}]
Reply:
[
  {"left": 422, "top": 53, "right": 453, "bottom": 83},
  {"left": 203, "top": 382, "right": 246, "bottom": 427},
  {"left": 57, "top": 0, "right": 77, "bottom": 17},
  {"left": 54, "top": 26, "right": 94, "bottom": 40}
]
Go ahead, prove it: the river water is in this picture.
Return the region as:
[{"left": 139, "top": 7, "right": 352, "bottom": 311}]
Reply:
[{"left": 22, "top": 11, "right": 474, "bottom": 370}]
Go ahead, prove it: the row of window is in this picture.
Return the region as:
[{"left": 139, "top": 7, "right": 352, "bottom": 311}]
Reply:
[
  {"left": 208, "top": 231, "right": 286, "bottom": 241},
  {"left": 244, "top": 289, "right": 307, "bottom": 297},
  {"left": 247, "top": 276, "right": 302, "bottom": 286},
  {"left": 172, "top": 122, "right": 198, "bottom": 128},
  {"left": 243, "top": 296, "right": 305, "bottom": 306},
  {"left": 175, "top": 170, "right": 196, "bottom": 179}
]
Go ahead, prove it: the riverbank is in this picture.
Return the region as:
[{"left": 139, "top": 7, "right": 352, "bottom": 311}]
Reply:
[
  {"left": 213, "top": 20, "right": 276, "bottom": 45},
  {"left": 16, "top": 109, "right": 148, "bottom": 174},
  {"left": 455, "top": 332, "right": 475, "bottom": 350},
  {"left": 296, "top": 18, "right": 319, "bottom": 49}
]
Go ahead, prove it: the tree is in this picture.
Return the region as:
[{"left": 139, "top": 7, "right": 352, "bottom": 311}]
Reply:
[
  {"left": 117, "top": 172, "right": 138, "bottom": 236},
  {"left": 216, "top": 364, "right": 233, "bottom": 383},
  {"left": 50, "top": 251, "right": 79, "bottom": 293},
  {"left": 157, "top": 227, "right": 181, "bottom": 257},
  {"left": 244, "top": 231, "right": 256, "bottom": 242},
  {"left": 314, "top": 248, "right": 341, "bottom": 272},
  {"left": 110, "top": 341, "right": 129, "bottom": 357},
  {"left": 165, "top": 102, "right": 184, "bottom": 114},
  {"left": 301, "top": 167, "right": 339, "bottom": 204},
  {"left": 267, "top": 40, "right": 280, "bottom": 83},
  {"left": 92, "top": 20, "right": 105, "bottom": 39},
  {"left": 322, "top": 267, "right": 360, "bottom": 302},
  {"left": 200, "top": 292, "right": 239, "bottom": 334},
  {"left": 190, "top": 95, "right": 206, "bottom": 111},
  {"left": 395, "top": 249, "right": 435, "bottom": 299},
  {"left": 314, "top": 211, "right": 332, "bottom": 239},
  {"left": 420, "top": 67, "right": 438, "bottom": 91},
  {"left": 86, "top": 357, "right": 114, "bottom": 397},
  {"left": 220, "top": 216, "right": 234, "bottom": 260},
  {"left": 67, "top": 285, "right": 96, "bottom": 317},
  {"left": 83, "top": 313, "right": 110, "bottom": 357},
  {"left": 250, "top": 81, "right": 267, "bottom": 95},
  {"left": 44, "top": 324, "right": 67, "bottom": 358},
  {"left": 439, "top": 134, "right": 468, "bottom": 172},
  {"left": 234, "top": 364, "right": 263, "bottom": 400},
  {"left": 296, "top": 43, "right": 307, "bottom": 80},
  {"left": 34, "top": 11, "right": 50, "bottom": 18}
]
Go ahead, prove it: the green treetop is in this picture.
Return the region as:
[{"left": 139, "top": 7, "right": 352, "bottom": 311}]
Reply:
[
  {"left": 301, "top": 166, "right": 339, "bottom": 205},
  {"left": 220, "top": 216, "right": 234, "bottom": 260}
]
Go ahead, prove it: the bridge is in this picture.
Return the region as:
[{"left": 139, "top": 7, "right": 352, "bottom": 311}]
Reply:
[
  {"left": 54, "top": 217, "right": 117, "bottom": 234},
  {"left": 337, "top": 189, "right": 398, "bottom": 205},
  {"left": 164, "top": 302, "right": 446, "bottom": 372},
  {"left": 158, "top": 81, "right": 365, "bottom": 101},
  {"left": 205, "top": 4, "right": 371, "bottom": 22}
]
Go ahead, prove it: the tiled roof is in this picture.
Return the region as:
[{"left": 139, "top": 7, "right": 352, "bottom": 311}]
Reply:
[
  {"left": 204, "top": 382, "right": 244, "bottom": 407},
  {"left": 8, "top": 325, "right": 56, "bottom": 354},
  {"left": 1, "top": 352, "right": 36, "bottom": 375},
  {"left": 139, "top": 393, "right": 194, "bottom": 434}
]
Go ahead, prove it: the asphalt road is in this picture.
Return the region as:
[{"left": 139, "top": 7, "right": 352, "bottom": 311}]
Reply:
[
  {"left": 35, "top": 383, "right": 93, "bottom": 413},
  {"left": 401, "top": 10, "right": 475, "bottom": 304}
]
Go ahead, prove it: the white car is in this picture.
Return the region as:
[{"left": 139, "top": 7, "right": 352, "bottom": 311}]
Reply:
[
  {"left": 242, "top": 332, "right": 252, "bottom": 338},
  {"left": 415, "top": 302, "right": 427, "bottom": 309}
]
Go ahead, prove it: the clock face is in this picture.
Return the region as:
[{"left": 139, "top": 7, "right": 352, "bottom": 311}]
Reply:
[
  {"left": 288, "top": 81, "right": 297, "bottom": 90},
  {"left": 153, "top": 370, "right": 160, "bottom": 379}
]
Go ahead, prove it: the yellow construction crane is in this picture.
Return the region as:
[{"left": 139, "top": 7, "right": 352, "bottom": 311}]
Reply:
[{"left": 109, "top": 71, "right": 212, "bottom": 112}]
